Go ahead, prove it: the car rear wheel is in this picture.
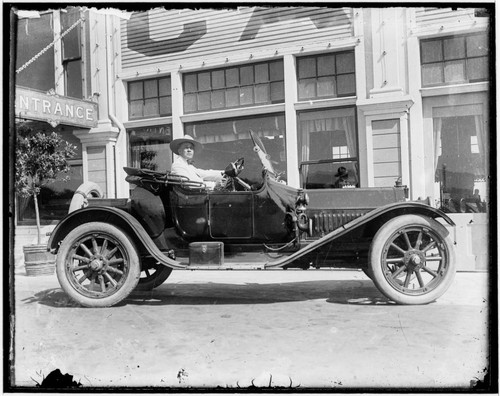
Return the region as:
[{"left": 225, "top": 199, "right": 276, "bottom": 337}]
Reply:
[
  {"left": 136, "top": 259, "right": 172, "bottom": 291},
  {"left": 369, "top": 215, "right": 456, "bottom": 305},
  {"left": 56, "top": 222, "right": 141, "bottom": 307}
]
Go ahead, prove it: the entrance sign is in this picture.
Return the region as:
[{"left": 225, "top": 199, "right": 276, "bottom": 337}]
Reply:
[{"left": 15, "top": 87, "right": 99, "bottom": 128}]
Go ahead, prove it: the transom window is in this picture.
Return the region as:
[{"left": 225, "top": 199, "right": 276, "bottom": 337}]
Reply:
[
  {"left": 128, "top": 77, "right": 172, "bottom": 120},
  {"left": 420, "top": 33, "right": 489, "bottom": 87},
  {"left": 183, "top": 60, "right": 284, "bottom": 113},
  {"left": 297, "top": 51, "right": 356, "bottom": 100}
]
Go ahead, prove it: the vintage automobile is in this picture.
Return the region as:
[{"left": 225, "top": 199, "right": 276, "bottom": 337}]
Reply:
[{"left": 48, "top": 132, "right": 456, "bottom": 307}]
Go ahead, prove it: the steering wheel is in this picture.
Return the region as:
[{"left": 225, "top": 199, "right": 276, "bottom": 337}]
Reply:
[
  {"left": 224, "top": 157, "right": 245, "bottom": 178},
  {"left": 220, "top": 157, "right": 251, "bottom": 191}
]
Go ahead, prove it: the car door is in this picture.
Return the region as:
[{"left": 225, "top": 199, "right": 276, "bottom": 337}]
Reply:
[{"left": 208, "top": 191, "right": 254, "bottom": 239}]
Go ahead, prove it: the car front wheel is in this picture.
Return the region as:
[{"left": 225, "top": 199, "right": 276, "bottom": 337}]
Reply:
[
  {"left": 56, "top": 222, "right": 141, "bottom": 307},
  {"left": 368, "top": 215, "right": 456, "bottom": 305}
]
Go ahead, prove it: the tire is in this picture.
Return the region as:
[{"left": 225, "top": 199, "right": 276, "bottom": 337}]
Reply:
[
  {"left": 56, "top": 222, "right": 141, "bottom": 307},
  {"left": 362, "top": 268, "right": 373, "bottom": 280},
  {"left": 68, "top": 182, "right": 104, "bottom": 213},
  {"left": 368, "top": 215, "right": 456, "bottom": 305},
  {"left": 135, "top": 259, "right": 172, "bottom": 291}
]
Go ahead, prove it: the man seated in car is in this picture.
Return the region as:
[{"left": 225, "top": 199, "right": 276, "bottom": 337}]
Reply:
[{"left": 170, "top": 135, "right": 225, "bottom": 189}]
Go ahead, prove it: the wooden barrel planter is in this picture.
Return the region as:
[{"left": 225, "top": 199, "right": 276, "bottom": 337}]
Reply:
[{"left": 23, "top": 245, "right": 56, "bottom": 276}]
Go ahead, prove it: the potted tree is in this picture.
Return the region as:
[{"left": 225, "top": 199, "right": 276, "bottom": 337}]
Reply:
[{"left": 15, "top": 124, "right": 76, "bottom": 276}]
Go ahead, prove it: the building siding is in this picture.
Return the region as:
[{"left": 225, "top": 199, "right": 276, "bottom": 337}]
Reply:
[
  {"left": 121, "top": 7, "right": 353, "bottom": 71},
  {"left": 415, "top": 7, "right": 476, "bottom": 26}
]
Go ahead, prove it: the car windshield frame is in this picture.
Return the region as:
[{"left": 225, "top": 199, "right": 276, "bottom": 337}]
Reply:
[{"left": 250, "top": 131, "right": 277, "bottom": 176}]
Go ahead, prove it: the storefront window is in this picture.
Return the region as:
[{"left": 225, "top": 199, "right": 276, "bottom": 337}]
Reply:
[
  {"left": 297, "top": 51, "right": 356, "bottom": 100},
  {"left": 128, "top": 77, "right": 172, "bottom": 120},
  {"left": 183, "top": 60, "right": 284, "bottom": 113},
  {"left": 17, "top": 127, "right": 83, "bottom": 224},
  {"left": 421, "top": 33, "right": 489, "bottom": 86},
  {"left": 184, "top": 114, "right": 286, "bottom": 186},
  {"left": 298, "top": 107, "right": 358, "bottom": 189},
  {"left": 434, "top": 115, "right": 488, "bottom": 213},
  {"left": 128, "top": 125, "right": 172, "bottom": 172}
]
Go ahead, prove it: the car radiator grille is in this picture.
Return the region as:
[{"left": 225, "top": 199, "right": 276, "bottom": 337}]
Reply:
[{"left": 310, "top": 210, "right": 368, "bottom": 237}]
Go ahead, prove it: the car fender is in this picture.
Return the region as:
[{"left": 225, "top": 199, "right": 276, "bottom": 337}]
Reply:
[
  {"left": 265, "top": 201, "right": 455, "bottom": 268},
  {"left": 48, "top": 206, "right": 186, "bottom": 269}
]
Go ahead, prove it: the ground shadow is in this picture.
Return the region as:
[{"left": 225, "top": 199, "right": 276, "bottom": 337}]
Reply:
[{"left": 21, "top": 278, "right": 396, "bottom": 308}]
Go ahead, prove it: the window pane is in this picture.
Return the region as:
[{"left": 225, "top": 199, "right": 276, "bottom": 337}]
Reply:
[
  {"left": 317, "top": 76, "right": 335, "bottom": 97},
  {"left": 184, "top": 74, "right": 197, "bottom": 92},
  {"left": 434, "top": 115, "right": 488, "bottom": 213},
  {"left": 337, "top": 74, "right": 356, "bottom": 96},
  {"left": 18, "top": 163, "right": 84, "bottom": 223},
  {"left": 255, "top": 64, "right": 269, "bottom": 83},
  {"left": 144, "top": 98, "right": 159, "bottom": 116},
  {"left": 254, "top": 84, "right": 269, "bottom": 103},
  {"left": 212, "top": 70, "right": 225, "bottom": 89},
  {"left": 65, "top": 60, "right": 82, "bottom": 98},
  {"left": 130, "top": 100, "right": 143, "bottom": 118},
  {"left": 225, "top": 68, "right": 239, "bottom": 87},
  {"left": 298, "top": 79, "right": 316, "bottom": 99},
  {"left": 129, "top": 125, "right": 172, "bottom": 172},
  {"left": 144, "top": 80, "right": 158, "bottom": 98},
  {"left": 336, "top": 52, "right": 355, "bottom": 74},
  {"left": 270, "top": 61, "right": 284, "bottom": 81},
  {"left": 239, "top": 86, "right": 253, "bottom": 105},
  {"left": 16, "top": 13, "right": 55, "bottom": 92},
  {"left": 129, "top": 82, "right": 143, "bottom": 100},
  {"left": 298, "top": 57, "right": 316, "bottom": 78},
  {"left": 298, "top": 107, "right": 358, "bottom": 189},
  {"left": 318, "top": 55, "right": 335, "bottom": 76},
  {"left": 198, "top": 72, "right": 211, "bottom": 91},
  {"left": 61, "top": 8, "right": 81, "bottom": 59},
  {"left": 159, "top": 78, "right": 171, "bottom": 96},
  {"left": 184, "top": 93, "right": 197, "bottom": 113},
  {"left": 198, "top": 92, "right": 211, "bottom": 110},
  {"left": 422, "top": 63, "right": 443, "bottom": 85},
  {"left": 421, "top": 40, "right": 443, "bottom": 63},
  {"left": 240, "top": 66, "right": 254, "bottom": 85},
  {"left": 467, "top": 57, "right": 488, "bottom": 81},
  {"left": 159, "top": 96, "right": 172, "bottom": 116},
  {"left": 444, "top": 60, "right": 465, "bottom": 83},
  {"left": 467, "top": 34, "right": 488, "bottom": 57},
  {"left": 225, "top": 88, "right": 240, "bottom": 107},
  {"left": 211, "top": 90, "right": 225, "bottom": 108},
  {"left": 444, "top": 37, "right": 465, "bottom": 60},
  {"left": 270, "top": 81, "right": 284, "bottom": 102}
]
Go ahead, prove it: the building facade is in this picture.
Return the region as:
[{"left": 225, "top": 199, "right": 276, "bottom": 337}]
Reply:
[{"left": 14, "top": 6, "right": 491, "bottom": 271}]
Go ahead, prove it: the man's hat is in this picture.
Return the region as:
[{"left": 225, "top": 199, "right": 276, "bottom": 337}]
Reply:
[
  {"left": 169, "top": 135, "right": 203, "bottom": 155},
  {"left": 335, "top": 166, "right": 348, "bottom": 178}
]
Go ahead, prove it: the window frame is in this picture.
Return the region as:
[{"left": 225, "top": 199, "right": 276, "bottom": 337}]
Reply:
[
  {"left": 420, "top": 32, "right": 489, "bottom": 87},
  {"left": 183, "top": 60, "right": 285, "bottom": 114},
  {"left": 297, "top": 106, "right": 359, "bottom": 189},
  {"left": 61, "top": 8, "right": 83, "bottom": 99},
  {"left": 128, "top": 77, "right": 173, "bottom": 120},
  {"left": 296, "top": 50, "right": 356, "bottom": 101}
]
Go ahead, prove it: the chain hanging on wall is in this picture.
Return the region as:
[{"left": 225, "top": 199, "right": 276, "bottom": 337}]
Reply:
[{"left": 16, "top": 16, "right": 85, "bottom": 74}]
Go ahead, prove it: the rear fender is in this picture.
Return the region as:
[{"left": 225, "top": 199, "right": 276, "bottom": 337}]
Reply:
[{"left": 48, "top": 206, "right": 186, "bottom": 269}]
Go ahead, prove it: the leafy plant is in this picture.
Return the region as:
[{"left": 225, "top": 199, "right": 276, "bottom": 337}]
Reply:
[{"left": 15, "top": 124, "right": 76, "bottom": 244}]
